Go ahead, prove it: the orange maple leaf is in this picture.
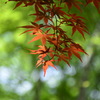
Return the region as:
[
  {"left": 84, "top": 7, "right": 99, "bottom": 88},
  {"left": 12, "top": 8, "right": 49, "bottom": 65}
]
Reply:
[
  {"left": 19, "top": 22, "right": 43, "bottom": 35},
  {"left": 28, "top": 30, "right": 54, "bottom": 44},
  {"left": 43, "top": 60, "right": 56, "bottom": 76}
]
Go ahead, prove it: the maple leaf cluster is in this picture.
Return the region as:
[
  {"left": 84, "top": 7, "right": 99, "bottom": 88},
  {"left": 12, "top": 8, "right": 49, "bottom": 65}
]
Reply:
[{"left": 7, "top": 0, "right": 100, "bottom": 76}]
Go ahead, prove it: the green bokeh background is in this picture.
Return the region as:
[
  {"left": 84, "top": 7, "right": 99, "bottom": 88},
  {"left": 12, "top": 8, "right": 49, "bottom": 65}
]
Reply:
[{"left": 0, "top": 0, "right": 100, "bottom": 100}]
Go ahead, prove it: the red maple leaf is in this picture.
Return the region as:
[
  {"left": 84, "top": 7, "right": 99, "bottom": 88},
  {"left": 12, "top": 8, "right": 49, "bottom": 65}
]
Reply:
[
  {"left": 8, "top": 0, "right": 34, "bottom": 9},
  {"left": 69, "top": 43, "right": 88, "bottom": 61},
  {"left": 49, "top": 5, "right": 68, "bottom": 18},
  {"left": 67, "top": 14, "right": 89, "bottom": 38},
  {"left": 86, "top": 0, "right": 100, "bottom": 13},
  {"left": 56, "top": 54, "right": 70, "bottom": 66},
  {"left": 31, "top": 9, "right": 53, "bottom": 24},
  {"left": 63, "top": 0, "right": 82, "bottom": 12},
  {"left": 7, "top": 0, "right": 93, "bottom": 76}
]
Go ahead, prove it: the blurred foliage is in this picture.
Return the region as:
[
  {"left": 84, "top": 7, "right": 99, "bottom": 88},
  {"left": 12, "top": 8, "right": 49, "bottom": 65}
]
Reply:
[{"left": 0, "top": 0, "right": 100, "bottom": 100}]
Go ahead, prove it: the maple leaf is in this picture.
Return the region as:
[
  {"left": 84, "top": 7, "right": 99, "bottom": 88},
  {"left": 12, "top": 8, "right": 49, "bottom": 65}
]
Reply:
[
  {"left": 49, "top": 5, "right": 68, "bottom": 18},
  {"left": 47, "top": 35, "right": 64, "bottom": 49},
  {"left": 69, "top": 43, "right": 88, "bottom": 61},
  {"left": 86, "top": 0, "right": 100, "bottom": 13},
  {"left": 8, "top": 0, "right": 34, "bottom": 9},
  {"left": 63, "top": 0, "right": 82, "bottom": 12},
  {"left": 40, "top": 0, "right": 54, "bottom": 5},
  {"left": 19, "top": 22, "right": 44, "bottom": 35},
  {"left": 56, "top": 54, "right": 70, "bottom": 66},
  {"left": 67, "top": 14, "right": 89, "bottom": 38},
  {"left": 31, "top": 9, "right": 53, "bottom": 24},
  {"left": 8, "top": 0, "right": 94, "bottom": 76},
  {"left": 36, "top": 58, "right": 44, "bottom": 68},
  {"left": 29, "top": 46, "right": 56, "bottom": 76},
  {"left": 28, "top": 30, "right": 54, "bottom": 44},
  {"left": 34, "top": 3, "right": 45, "bottom": 12},
  {"left": 43, "top": 60, "right": 56, "bottom": 76},
  {"left": 30, "top": 46, "right": 53, "bottom": 59}
]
